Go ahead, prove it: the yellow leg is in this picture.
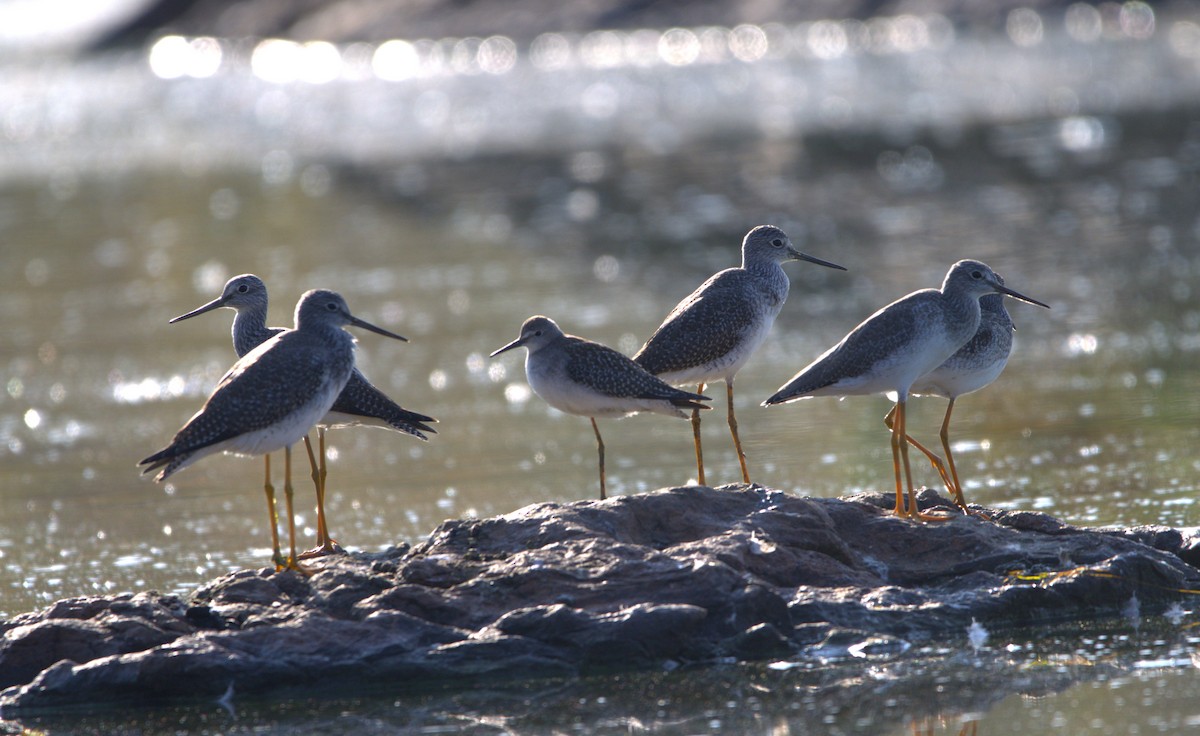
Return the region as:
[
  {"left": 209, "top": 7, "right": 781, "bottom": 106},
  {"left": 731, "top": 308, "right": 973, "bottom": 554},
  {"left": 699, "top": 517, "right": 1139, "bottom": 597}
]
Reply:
[
  {"left": 263, "top": 454, "right": 285, "bottom": 570},
  {"left": 299, "top": 430, "right": 341, "bottom": 559},
  {"left": 299, "top": 428, "right": 340, "bottom": 559},
  {"left": 889, "top": 402, "right": 907, "bottom": 517},
  {"left": 591, "top": 417, "right": 606, "bottom": 500},
  {"left": 301, "top": 434, "right": 324, "bottom": 545},
  {"left": 319, "top": 428, "right": 330, "bottom": 541},
  {"left": 897, "top": 401, "right": 917, "bottom": 517},
  {"left": 691, "top": 382, "right": 706, "bottom": 486},
  {"left": 938, "top": 398, "right": 968, "bottom": 508},
  {"left": 883, "top": 405, "right": 955, "bottom": 499},
  {"left": 895, "top": 400, "right": 954, "bottom": 523},
  {"left": 281, "top": 445, "right": 312, "bottom": 575},
  {"left": 727, "top": 380, "right": 750, "bottom": 484}
]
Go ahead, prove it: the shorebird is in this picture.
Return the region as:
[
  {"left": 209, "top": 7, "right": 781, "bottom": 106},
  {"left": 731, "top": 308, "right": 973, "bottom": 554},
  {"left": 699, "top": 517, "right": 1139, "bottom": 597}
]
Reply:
[
  {"left": 170, "top": 274, "right": 435, "bottom": 556},
  {"left": 491, "top": 315, "right": 711, "bottom": 499},
  {"left": 763, "top": 260, "right": 1048, "bottom": 520},
  {"left": 884, "top": 289, "right": 1015, "bottom": 510},
  {"left": 633, "top": 225, "right": 845, "bottom": 486},
  {"left": 141, "top": 289, "right": 408, "bottom": 570}
]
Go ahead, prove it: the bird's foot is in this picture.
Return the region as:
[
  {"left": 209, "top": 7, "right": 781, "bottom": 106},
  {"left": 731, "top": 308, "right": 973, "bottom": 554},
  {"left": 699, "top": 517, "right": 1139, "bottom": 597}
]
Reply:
[
  {"left": 962, "top": 506, "right": 994, "bottom": 521},
  {"left": 279, "top": 555, "right": 314, "bottom": 577},
  {"left": 892, "top": 491, "right": 959, "bottom": 522},
  {"left": 297, "top": 539, "right": 344, "bottom": 560},
  {"left": 912, "top": 509, "right": 957, "bottom": 522}
]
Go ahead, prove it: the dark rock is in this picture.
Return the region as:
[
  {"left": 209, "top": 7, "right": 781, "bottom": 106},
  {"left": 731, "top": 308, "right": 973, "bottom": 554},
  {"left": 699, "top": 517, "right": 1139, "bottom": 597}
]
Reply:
[
  {"left": 726, "top": 622, "right": 793, "bottom": 660},
  {"left": 2, "top": 484, "right": 1198, "bottom": 711},
  {"left": 1180, "top": 532, "right": 1200, "bottom": 569},
  {"left": 0, "top": 592, "right": 187, "bottom": 690}
]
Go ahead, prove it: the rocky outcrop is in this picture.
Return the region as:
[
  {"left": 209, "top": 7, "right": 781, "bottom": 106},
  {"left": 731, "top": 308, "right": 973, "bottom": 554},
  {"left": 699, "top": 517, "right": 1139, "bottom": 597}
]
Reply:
[{"left": 2, "top": 484, "right": 1197, "bottom": 711}]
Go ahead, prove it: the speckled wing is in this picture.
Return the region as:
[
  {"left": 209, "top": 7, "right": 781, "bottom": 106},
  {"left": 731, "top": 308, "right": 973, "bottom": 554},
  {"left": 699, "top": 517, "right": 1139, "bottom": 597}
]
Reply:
[
  {"left": 325, "top": 368, "right": 437, "bottom": 438},
  {"left": 567, "top": 339, "right": 707, "bottom": 405},
  {"left": 139, "top": 338, "right": 341, "bottom": 472},
  {"left": 772, "top": 292, "right": 936, "bottom": 398},
  {"left": 634, "top": 271, "right": 756, "bottom": 375}
]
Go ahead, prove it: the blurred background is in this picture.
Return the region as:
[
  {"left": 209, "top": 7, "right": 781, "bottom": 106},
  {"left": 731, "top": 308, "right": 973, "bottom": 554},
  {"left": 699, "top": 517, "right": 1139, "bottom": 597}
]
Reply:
[
  {"left": 3, "top": 0, "right": 1200, "bottom": 730},
  {"left": 3, "top": 0, "right": 1200, "bottom": 611},
  {"left": 2, "top": 0, "right": 1200, "bottom": 614}
]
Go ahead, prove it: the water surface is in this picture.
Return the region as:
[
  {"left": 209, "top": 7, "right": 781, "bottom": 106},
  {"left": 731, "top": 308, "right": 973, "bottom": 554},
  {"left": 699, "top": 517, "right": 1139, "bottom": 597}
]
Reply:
[{"left": 3, "top": 4, "right": 1200, "bottom": 732}]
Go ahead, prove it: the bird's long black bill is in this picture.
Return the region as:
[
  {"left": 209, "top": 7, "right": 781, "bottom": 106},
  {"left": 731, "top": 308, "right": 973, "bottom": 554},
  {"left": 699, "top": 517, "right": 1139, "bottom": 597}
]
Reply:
[
  {"left": 490, "top": 338, "right": 525, "bottom": 358},
  {"left": 169, "top": 297, "right": 227, "bottom": 324},
  {"left": 996, "top": 284, "right": 1050, "bottom": 309},
  {"left": 796, "top": 251, "right": 847, "bottom": 271},
  {"left": 349, "top": 316, "right": 408, "bottom": 341}
]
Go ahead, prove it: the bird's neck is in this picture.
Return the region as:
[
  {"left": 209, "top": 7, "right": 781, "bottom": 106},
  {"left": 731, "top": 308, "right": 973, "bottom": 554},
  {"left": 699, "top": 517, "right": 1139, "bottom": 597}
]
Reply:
[
  {"left": 747, "top": 260, "right": 790, "bottom": 301},
  {"left": 745, "top": 256, "right": 786, "bottom": 278},
  {"left": 231, "top": 307, "right": 272, "bottom": 357},
  {"left": 941, "top": 290, "right": 984, "bottom": 344}
]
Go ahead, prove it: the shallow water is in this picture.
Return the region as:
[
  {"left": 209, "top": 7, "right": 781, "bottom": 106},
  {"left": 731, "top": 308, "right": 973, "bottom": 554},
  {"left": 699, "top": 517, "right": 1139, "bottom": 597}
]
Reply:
[
  {"left": 10, "top": 617, "right": 1200, "bottom": 734},
  {"left": 3, "top": 3, "right": 1200, "bottom": 731}
]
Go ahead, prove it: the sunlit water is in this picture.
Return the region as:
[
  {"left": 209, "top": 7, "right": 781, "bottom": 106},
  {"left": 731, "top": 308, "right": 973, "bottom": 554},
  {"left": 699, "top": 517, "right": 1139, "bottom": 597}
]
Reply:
[{"left": 4, "top": 3, "right": 1200, "bottom": 732}]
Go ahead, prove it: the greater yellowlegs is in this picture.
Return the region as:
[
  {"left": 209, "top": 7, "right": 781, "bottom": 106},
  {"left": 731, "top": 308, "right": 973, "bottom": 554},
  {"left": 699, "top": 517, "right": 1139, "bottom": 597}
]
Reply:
[
  {"left": 142, "top": 289, "right": 408, "bottom": 571},
  {"left": 170, "top": 274, "right": 435, "bottom": 557},
  {"left": 763, "top": 260, "right": 1048, "bottom": 520},
  {"left": 633, "top": 225, "right": 845, "bottom": 486},
  {"left": 884, "top": 289, "right": 1015, "bottom": 510},
  {"left": 491, "top": 315, "right": 711, "bottom": 499}
]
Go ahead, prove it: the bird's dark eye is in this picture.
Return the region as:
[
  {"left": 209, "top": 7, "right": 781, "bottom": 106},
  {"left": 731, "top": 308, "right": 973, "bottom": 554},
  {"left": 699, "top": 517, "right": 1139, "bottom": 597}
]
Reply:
[
  {"left": 326, "top": 302, "right": 338, "bottom": 311},
  {"left": 771, "top": 238, "right": 783, "bottom": 247},
  {"left": 971, "top": 270, "right": 983, "bottom": 280},
  {"left": 534, "top": 330, "right": 543, "bottom": 337},
  {"left": 237, "top": 284, "right": 249, "bottom": 293}
]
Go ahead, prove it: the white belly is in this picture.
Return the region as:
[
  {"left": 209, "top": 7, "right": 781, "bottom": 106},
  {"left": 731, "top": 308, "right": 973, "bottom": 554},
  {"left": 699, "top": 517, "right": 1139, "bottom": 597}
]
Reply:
[
  {"left": 911, "top": 356, "right": 1008, "bottom": 400},
  {"left": 223, "top": 396, "right": 336, "bottom": 457},
  {"left": 527, "top": 357, "right": 687, "bottom": 419}
]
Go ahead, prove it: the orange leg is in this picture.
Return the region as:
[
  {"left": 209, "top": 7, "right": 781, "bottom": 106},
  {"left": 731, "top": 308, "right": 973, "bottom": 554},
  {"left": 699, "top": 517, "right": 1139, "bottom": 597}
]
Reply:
[
  {"left": 281, "top": 445, "right": 312, "bottom": 575},
  {"left": 889, "top": 401, "right": 907, "bottom": 516},
  {"left": 727, "top": 380, "right": 750, "bottom": 484},
  {"left": 898, "top": 401, "right": 918, "bottom": 517},
  {"left": 938, "top": 398, "right": 967, "bottom": 507},
  {"left": 591, "top": 417, "right": 606, "bottom": 500},
  {"left": 891, "top": 400, "right": 953, "bottom": 522},
  {"left": 262, "top": 454, "right": 285, "bottom": 570},
  {"left": 301, "top": 434, "right": 324, "bottom": 543},
  {"left": 691, "top": 382, "right": 706, "bottom": 486},
  {"left": 883, "top": 405, "right": 956, "bottom": 502},
  {"left": 299, "top": 428, "right": 341, "bottom": 559},
  {"left": 318, "top": 428, "right": 331, "bottom": 543}
]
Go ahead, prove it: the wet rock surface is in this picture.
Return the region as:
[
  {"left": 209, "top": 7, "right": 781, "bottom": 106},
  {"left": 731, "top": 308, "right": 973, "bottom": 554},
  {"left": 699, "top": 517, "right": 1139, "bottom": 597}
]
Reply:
[{"left": 2, "top": 484, "right": 1198, "bottom": 711}]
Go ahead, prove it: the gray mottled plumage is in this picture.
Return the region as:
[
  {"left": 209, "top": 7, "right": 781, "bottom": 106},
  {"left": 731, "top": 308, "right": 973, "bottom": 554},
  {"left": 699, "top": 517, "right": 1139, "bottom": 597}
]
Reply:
[
  {"left": 146, "top": 288, "right": 408, "bottom": 569},
  {"left": 633, "top": 225, "right": 845, "bottom": 383},
  {"left": 170, "top": 274, "right": 435, "bottom": 439},
  {"left": 491, "top": 315, "right": 711, "bottom": 499},
  {"left": 902, "top": 290, "right": 1017, "bottom": 509},
  {"left": 493, "top": 316, "right": 709, "bottom": 418},
  {"left": 762, "top": 260, "right": 1048, "bottom": 519},
  {"left": 764, "top": 261, "right": 1042, "bottom": 405},
  {"left": 634, "top": 225, "right": 845, "bottom": 484},
  {"left": 911, "top": 292, "right": 1013, "bottom": 399},
  {"left": 142, "top": 290, "right": 381, "bottom": 480}
]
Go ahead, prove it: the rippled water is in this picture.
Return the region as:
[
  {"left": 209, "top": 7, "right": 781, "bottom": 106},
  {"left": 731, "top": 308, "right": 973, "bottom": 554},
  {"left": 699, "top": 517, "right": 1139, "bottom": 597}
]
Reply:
[
  {"left": 11, "top": 617, "right": 1200, "bottom": 734},
  {"left": 3, "top": 3, "right": 1200, "bottom": 732}
]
